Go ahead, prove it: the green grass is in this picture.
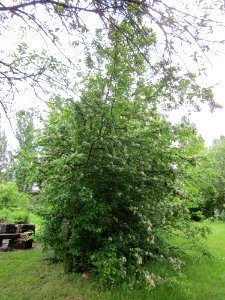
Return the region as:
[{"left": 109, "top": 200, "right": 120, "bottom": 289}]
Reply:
[
  {"left": 0, "top": 222, "right": 224, "bottom": 300},
  {"left": 29, "top": 213, "right": 43, "bottom": 231},
  {"left": 182, "top": 222, "right": 225, "bottom": 300}
]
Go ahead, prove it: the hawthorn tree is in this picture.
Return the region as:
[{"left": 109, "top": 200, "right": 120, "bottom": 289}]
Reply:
[{"left": 34, "top": 22, "right": 211, "bottom": 286}]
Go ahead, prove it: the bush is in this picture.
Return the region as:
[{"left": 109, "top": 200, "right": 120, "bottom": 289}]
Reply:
[
  {"left": 191, "top": 210, "right": 205, "bottom": 222},
  {"left": 0, "top": 182, "right": 30, "bottom": 224},
  {"left": 219, "top": 210, "right": 225, "bottom": 222},
  {"left": 11, "top": 210, "right": 30, "bottom": 224},
  {"left": 0, "top": 208, "right": 11, "bottom": 222},
  {"left": 0, "top": 208, "right": 29, "bottom": 224},
  {"left": 37, "top": 97, "right": 208, "bottom": 287},
  {"left": 0, "top": 182, "right": 29, "bottom": 210}
]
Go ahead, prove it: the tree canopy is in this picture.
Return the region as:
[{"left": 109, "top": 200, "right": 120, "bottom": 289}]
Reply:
[{"left": 0, "top": 0, "right": 224, "bottom": 113}]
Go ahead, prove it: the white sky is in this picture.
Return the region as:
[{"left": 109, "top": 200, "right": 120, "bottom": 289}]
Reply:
[
  {"left": 165, "top": 0, "right": 225, "bottom": 146},
  {"left": 169, "top": 49, "right": 225, "bottom": 146}
]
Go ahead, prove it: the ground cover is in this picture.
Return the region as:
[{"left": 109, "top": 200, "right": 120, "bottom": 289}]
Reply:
[{"left": 0, "top": 222, "right": 224, "bottom": 300}]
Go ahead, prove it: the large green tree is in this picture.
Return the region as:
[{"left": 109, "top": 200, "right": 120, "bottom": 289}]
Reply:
[{"left": 34, "top": 24, "right": 210, "bottom": 286}]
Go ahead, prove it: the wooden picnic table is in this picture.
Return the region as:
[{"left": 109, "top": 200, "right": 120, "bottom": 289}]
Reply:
[{"left": 0, "top": 223, "right": 35, "bottom": 249}]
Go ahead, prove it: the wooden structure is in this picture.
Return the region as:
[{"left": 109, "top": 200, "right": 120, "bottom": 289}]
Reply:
[
  {"left": 0, "top": 222, "right": 35, "bottom": 250},
  {"left": 0, "top": 233, "right": 20, "bottom": 246}
]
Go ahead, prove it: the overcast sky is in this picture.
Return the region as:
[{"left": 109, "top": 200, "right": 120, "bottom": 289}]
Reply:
[{"left": 170, "top": 47, "right": 225, "bottom": 146}]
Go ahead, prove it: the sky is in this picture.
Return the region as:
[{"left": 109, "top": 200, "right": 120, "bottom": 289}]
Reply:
[
  {"left": 170, "top": 50, "right": 225, "bottom": 146},
  {"left": 193, "top": 43, "right": 225, "bottom": 146},
  {"left": 165, "top": 0, "right": 225, "bottom": 146},
  {"left": 1, "top": 0, "right": 225, "bottom": 149}
]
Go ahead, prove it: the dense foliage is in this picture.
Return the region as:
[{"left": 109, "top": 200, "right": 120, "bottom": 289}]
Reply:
[
  {"left": 207, "top": 137, "right": 225, "bottom": 213},
  {"left": 197, "top": 137, "right": 225, "bottom": 217},
  {"left": 0, "top": 181, "right": 30, "bottom": 223}
]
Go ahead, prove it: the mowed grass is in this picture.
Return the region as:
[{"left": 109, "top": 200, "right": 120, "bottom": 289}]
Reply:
[
  {"left": 0, "top": 222, "right": 224, "bottom": 300},
  {"left": 183, "top": 222, "right": 225, "bottom": 300},
  {"left": 149, "top": 222, "right": 225, "bottom": 300}
]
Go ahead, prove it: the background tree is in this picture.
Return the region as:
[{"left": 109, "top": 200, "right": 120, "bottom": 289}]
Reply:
[
  {"left": 13, "top": 110, "right": 37, "bottom": 193},
  {"left": 173, "top": 117, "right": 206, "bottom": 220},
  {"left": 178, "top": 131, "right": 225, "bottom": 219},
  {"left": 0, "top": 131, "right": 7, "bottom": 178},
  {"left": 177, "top": 119, "right": 216, "bottom": 220},
  {"left": 0, "top": 113, "right": 13, "bottom": 182},
  {"left": 201, "top": 136, "right": 225, "bottom": 215}
]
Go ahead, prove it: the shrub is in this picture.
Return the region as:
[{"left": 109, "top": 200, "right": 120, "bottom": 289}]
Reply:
[
  {"left": 191, "top": 210, "right": 205, "bottom": 222},
  {"left": 0, "top": 182, "right": 30, "bottom": 224},
  {"left": 0, "top": 182, "right": 29, "bottom": 210},
  {"left": 0, "top": 208, "right": 12, "bottom": 222},
  {"left": 0, "top": 208, "right": 29, "bottom": 224},
  {"left": 11, "top": 210, "right": 30, "bottom": 224},
  {"left": 219, "top": 210, "right": 225, "bottom": 222},
  {"left": 37, "top": 97, "right": 209, "bottom": 287}
]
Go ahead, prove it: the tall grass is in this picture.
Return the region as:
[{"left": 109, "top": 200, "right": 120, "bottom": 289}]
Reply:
[{"left": 0, "top": 222, "right": 224, "bottom": 300}]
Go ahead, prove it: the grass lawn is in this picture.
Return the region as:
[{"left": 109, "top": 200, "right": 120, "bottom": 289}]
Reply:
[{"left": 0, "top": 222, "right": 224, "bottom": 300}]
